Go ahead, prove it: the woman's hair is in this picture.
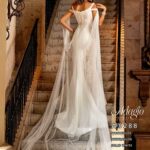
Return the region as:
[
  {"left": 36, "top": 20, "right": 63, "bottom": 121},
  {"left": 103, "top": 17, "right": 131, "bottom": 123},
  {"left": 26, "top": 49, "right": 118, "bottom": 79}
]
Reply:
[{"left": 77, "top": 0, "right": 94, "bottom": 4}]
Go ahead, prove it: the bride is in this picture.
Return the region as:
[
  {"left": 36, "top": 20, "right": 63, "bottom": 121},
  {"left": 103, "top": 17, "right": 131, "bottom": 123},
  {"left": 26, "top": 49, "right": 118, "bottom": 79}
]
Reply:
[{"left": 21, "top": 0, "right": 112, "bottom": 150}]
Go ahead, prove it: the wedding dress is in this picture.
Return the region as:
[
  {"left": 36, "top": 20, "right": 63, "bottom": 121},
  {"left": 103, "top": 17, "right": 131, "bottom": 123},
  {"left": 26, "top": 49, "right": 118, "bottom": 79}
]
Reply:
[{"left": 21, "top": 2, "right": 111, "bottom": 150}]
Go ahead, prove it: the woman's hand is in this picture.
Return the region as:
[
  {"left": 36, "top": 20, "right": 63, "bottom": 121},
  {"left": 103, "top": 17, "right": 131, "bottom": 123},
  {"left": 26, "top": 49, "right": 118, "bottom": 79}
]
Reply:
[{"left": 96, "top": 3, "right": 107, "bottom": 12}]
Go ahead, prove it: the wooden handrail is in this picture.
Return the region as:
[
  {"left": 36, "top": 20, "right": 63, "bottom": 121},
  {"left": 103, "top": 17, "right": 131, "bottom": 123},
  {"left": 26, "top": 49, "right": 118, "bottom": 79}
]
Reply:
[
  {"left": 114, "top": 0, "right": 125, "bottom": 126},
  {"left": 114, "top": 0, "right": 121, "bottom": 126}
]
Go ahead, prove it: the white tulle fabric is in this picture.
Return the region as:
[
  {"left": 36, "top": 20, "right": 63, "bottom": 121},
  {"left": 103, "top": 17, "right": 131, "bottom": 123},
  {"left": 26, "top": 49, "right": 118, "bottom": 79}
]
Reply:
[{"left": 21, "top": 2, "right": 111, "bottom": 150}]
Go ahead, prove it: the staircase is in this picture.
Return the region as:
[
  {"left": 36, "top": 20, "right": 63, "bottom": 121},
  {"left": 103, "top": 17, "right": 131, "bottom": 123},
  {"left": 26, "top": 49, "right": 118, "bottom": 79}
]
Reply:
[{"left": 19, "top": 0, "right": 118, "bottom": 149}]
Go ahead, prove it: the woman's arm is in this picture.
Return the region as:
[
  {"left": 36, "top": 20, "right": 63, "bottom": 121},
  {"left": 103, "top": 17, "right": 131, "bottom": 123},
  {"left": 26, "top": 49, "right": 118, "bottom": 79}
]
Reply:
[
  {"left": 60, "top": 8, "right": 74, "bottom": 33},
  {"left": 96, "top": 3, "right": 107, "bottom": 26}
]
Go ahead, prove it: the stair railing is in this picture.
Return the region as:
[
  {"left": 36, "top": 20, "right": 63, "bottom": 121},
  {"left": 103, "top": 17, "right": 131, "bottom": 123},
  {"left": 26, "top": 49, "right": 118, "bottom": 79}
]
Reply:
[
  {"left": 5, "top": 19, "right": 38, "bottom": 145},
  {"left": 46, "top": 0, "right": 56, "bottom": 33},
  {"left": 46, "top": 0, "right": 60, "bottom": 43},
  {"left": 114, "top": 0, "right": 125, "bottom": 127}
]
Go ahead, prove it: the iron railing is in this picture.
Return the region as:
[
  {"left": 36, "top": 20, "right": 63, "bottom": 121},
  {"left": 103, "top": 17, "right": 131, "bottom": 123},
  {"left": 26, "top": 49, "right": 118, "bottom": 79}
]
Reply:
[
  {"left": 46, "top": 0, "right": 57, "bottom": 33},
  {"left": 5, "top": 19, "right": 38, "bottom": 145}
]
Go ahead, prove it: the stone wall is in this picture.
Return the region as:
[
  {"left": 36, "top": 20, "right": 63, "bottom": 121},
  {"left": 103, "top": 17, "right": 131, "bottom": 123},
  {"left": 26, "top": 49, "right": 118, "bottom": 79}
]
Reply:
[
  {"left": 15, "top": 0, "right": 45, "bottom": 68},
  {"left": 124, "top": 0, "right": 150, "bottom": 147},
  {"left": 6, "top": 15, "right": 16, "bottom": 91},
  {"left": 125, "top": 0, "right": 142, "bottom": 109},
  {"left": 0, "top": 0, "right": 7, "bottom": 146}
]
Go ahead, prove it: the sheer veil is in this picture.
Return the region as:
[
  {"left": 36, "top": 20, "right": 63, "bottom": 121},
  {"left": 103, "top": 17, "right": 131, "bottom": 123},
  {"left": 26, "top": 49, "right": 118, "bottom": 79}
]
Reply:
[{"left": 20, "top": 0, "right": 112, "bottom": 149}]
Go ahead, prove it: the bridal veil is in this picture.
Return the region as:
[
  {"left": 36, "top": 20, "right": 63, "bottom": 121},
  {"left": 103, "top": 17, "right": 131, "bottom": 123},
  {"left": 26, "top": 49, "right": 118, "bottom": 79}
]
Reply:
[{"left": 21, "top": 1, "right": 112, "bottom": 149}]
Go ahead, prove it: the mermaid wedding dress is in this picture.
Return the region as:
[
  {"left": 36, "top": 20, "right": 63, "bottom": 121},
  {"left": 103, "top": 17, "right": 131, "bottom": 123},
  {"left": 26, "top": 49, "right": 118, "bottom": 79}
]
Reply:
[{"left": 21, "top": 2, "right": 111, "bottom": 150}]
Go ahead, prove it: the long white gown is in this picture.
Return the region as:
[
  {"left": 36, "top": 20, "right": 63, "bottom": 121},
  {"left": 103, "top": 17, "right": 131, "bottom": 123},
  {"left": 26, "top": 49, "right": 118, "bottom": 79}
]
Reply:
[{"left": 21, "top": 2, "right": 112, "bottom": 150}]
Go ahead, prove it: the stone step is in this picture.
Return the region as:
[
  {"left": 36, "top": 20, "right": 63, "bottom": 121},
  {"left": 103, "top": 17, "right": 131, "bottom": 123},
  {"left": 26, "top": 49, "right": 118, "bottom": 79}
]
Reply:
[
  {"left": 42, "top": 61, "right": 115, "bottom": 73},
  {"left": 54, "top": 15, "right": 116, "bottom": 25},
  {"left": 33, "top": 90, "right": 114, "bottom": 103},
  {"left": 24, "top": 124, "right": 112, "bottom": 142},
  {"left": 37, "top": 79, "right": 114, "bottom": 92},
  {"left": 31, "top": 141, "right": 102, "bottom": 150},
  {"left": 34, "top": 90, "right": 52, "bottom": 102},
  {"left": 45, "top": 45, "right": 116, "bottom": 55},
  {"left": 32, "top": 101, "right": 113, "bottom": 115},
  {"left": 50, "top": 29, "right": 116, "bottom": 39},
  {"left": 47, "top": 39, "right": 115, "bottom": 50},
  {"left": 102, "top": 62, "right": 115, "bottom": 71},
  {"left": 22, "top": 136, "right": 112, "bottom": 150},
  {"left": 43, "top": 53, "right": 115, "bottom": 64},
  {"left": 101, "top": 24, "right": 116, "bottom": 30},
  {"left": 60, "top": 0, "right": 117, "bottom": 6},
  {"left": 104, "top": 18, "right": 116, "bottom": 24},
  {"left": 98, "top": 0, "right": 117, "bottom": 5},
  {"left": 37, "top": 81, "right": 53, "bottom": 91},
  {"left": 58, "top": 3, "right": 116, "bottom": 12},
  {"left": 27, "top": 113, "right": 112, "bottom": 128},
  {"left": 40, "top": 71, "right": 115, "bottom": 82},
  {"left": 51, "top": 23, "right": 116, "bottom": 33},
  {"left": 55, "top": 10, "right": 117, "bottom": 20},
  {"left": 57, "top": 9, "right": 116, "bottom": 19},
  {"left": 101, "top": 39, "right": 116, "bottom": 46},
  {"left": 101, "top": 45, "right": 116, "bottom": 53},
  {"left": 105, "top": 11, "right": 117, "bottom": 19},
  {"left": 106, "top": 5, "right": 117, "bottom": 11},
  {"left": 105, "top": 92, "right": 114, "bottom": 103}
]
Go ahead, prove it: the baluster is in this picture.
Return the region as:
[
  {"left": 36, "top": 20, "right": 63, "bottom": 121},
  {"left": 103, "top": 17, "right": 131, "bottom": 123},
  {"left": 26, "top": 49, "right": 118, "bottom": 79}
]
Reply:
[{"left": 5, "top": 19, "right": 39, "bottom": 144}]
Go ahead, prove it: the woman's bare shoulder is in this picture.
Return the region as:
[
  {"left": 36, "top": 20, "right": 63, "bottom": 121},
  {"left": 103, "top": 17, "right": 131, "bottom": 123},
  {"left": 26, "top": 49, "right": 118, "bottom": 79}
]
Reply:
[{"left": 91, "top": 2, "right": 97, "bottom": 9}]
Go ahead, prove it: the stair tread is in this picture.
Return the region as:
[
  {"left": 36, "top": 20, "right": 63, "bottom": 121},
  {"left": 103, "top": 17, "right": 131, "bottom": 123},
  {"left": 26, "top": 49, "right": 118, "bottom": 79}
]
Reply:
[
  {"left": 36, "top": 80, "right": 115, "bottom": 92},
  {"left": 32, "top": 101, "right": 114, "bottom": 115},
  {"left": 34, "top": 90, "right": 114, "bottom": 103},
  {"left": 28, "top": 113, "right": 112, "bottom": 128},
  {"left": 24, "top": 124, "right": 112, "bottom": 142}
]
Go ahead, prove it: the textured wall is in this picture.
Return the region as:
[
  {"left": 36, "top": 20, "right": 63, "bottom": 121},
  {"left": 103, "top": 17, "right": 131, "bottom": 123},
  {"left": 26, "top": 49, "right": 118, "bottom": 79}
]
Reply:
[
  {"left": 0, "top": 0, "right": 7, "bottom": 145},
  {"left": 125, "top": 0, "right": 150, "bottom": 144},
  {"left": 15, "top": 0, "right": 45, "bottom": 67},
  {"left": 6, "top": 12, "right": 16, "bottom": 90},
  {"left": 125, "top": 0, "right": 142, "bottom": 108}
]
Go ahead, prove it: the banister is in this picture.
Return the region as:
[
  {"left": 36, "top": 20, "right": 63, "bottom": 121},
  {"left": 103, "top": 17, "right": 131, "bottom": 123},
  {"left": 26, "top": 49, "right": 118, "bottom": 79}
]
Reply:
[
  {"left": 114, "top": 0, "right": 121, "bottom": 126},
  {"left": 114, "top": 0, "right": 125, "bottom": 127},
  {"left": 5, "top": 19, "right": 39, "bottom": 145}
]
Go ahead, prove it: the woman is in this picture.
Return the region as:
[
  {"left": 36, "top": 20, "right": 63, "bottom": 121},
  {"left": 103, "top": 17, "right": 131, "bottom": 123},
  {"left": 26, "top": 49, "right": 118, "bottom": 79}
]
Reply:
[
  {"left": 60, "top": 0, "right": 107, "bottom": 32},
  {"left": 21, "top": 0, "right": 111, "bottom": 150}
]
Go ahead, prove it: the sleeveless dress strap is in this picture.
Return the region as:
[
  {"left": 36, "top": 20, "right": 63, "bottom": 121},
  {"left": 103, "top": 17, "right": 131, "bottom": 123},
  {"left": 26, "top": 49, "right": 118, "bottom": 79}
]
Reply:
[
  {"left": 90, "top": 3, "right": 95, "bottom": 8},
  {"left": 90, "top": 3, "right": 97, "bottom": 11}
]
